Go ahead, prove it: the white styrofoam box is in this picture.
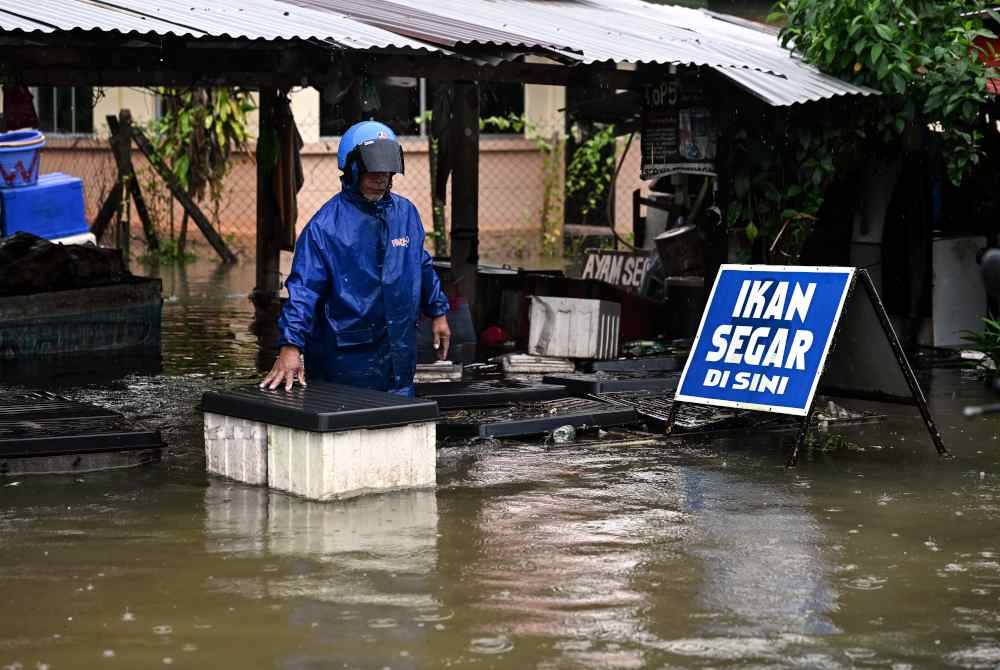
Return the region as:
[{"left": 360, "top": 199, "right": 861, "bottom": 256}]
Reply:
[
  {"left": 267, "top": 489, "right": 438, "bottom": 572},
  {"left": 267, "top": 422, "right": 436, "bottom": 501},
  {"left": 204, "top": 412, "right": 268, "bottom": 485},
  {"left": 498, "top": 353, "right": 576, "bottom": 374},
  {"left": 528, "top": 296, "right": 621, "bottom": 360}
]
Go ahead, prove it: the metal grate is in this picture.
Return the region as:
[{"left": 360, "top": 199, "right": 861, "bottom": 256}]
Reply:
[
  {"left": 593, "top": 391, "right": 759, "bottom": 431},
  {"left": 0, "top": 415, "right": 162, "bottom": 458}
]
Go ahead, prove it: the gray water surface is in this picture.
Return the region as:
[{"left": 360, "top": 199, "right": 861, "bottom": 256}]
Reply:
[{"left": 2, "top": 259, "right": 1000, "bottom": 669}]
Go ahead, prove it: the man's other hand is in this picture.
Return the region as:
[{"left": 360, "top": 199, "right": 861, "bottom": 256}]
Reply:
[
  {"left": 432, "top": 316, "right": 451, "bottom": 360},
  {"left": 260, "top": 345, "right": 307, "bottom": 391}
]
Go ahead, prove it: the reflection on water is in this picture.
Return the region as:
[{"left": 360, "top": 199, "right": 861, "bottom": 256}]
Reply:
[
  {"left": 683, "top": 468, "right": 839, "bottom": 637},
  {"left": 3, "top": 258, "right": 1000, "bottom": 668}
]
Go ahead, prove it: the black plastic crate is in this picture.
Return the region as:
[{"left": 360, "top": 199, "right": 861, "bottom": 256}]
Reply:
[
  {"left": 201, "top": 382, "right": 439, "bottom": 432},
  {"left": 0, "top": 393, "right": 162, "bottom": 459},
  {"left": 543, "top": 372, "right": 679, "bottom": 395},
  {"left": 415, "top": 380, "right": 568, "bottom": 410},
  {"left": 589, "top": 356, "right": 681, "bottom": 373},
  {"left": 439, "top": 397, "right": 639, "bottom": 438},
  {"left": 0, "top": 416, "right": 162, "bottom": 458}
]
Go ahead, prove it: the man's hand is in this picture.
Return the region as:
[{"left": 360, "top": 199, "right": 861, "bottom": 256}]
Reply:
[
  {"left": 260, "top": 345, "right": 307, "bottom": 391},
  {"left": 432, "top": 315, "right": 451, "bottom": 360}
]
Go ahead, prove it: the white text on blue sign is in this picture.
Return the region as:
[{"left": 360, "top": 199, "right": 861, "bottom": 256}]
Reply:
[{"left": 676, "top": 266, "right": 854, "bottom": 416}]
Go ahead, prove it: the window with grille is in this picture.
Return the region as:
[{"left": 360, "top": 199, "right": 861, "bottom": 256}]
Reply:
[
  {"left": 319, "top": 78, "right": 525, "bottom": 138},
  {"left": 33, "top": 87, "right": 94, "bottom": 135}
]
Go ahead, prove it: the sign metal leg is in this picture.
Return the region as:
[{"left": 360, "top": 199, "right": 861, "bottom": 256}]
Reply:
[
  {"left": 857, "top": 270, "right": 949, "bottom": 456},
  {"left": 665, "top": 398, "right": 680, "bottom": 435},
  {"left": 787, "top": 405, "right": 815, "bottom": 467}
]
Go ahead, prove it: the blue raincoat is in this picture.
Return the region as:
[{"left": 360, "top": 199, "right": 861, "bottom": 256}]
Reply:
[{"left": 277, "top": 181, "right": 449, "bottom": 396}]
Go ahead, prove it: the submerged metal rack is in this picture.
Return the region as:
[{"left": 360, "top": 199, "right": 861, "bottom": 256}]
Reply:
[
  {"left": 439, "top": 396, "right": 639, "bottom": 438},
  {"left": 593, "top": 391, "right": 759, "bottom": 432}
]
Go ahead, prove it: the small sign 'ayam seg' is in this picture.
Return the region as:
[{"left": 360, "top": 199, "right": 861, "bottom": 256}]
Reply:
[{"left": 580, "top": 249, "right": 653, "bottom": 291}]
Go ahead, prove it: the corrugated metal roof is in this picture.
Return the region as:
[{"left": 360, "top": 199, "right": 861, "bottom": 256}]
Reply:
[
  {"left": 282, "top": 0, "right": 570, "bottom": 52},
  {"left": 0, "top": 0, "right": 439, "bottom": 51},
  {"left": 295, "top": 0, "right": 876, "bottom": 105},
  {"left": 0, "top": 0, "right": 874, "bottom": 105}
]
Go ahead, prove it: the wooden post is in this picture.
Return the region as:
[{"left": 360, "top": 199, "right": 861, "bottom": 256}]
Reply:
[
  {"left": 449, "top": 81, "right": 480, "bottom": 327},
  {"left": 251, "top": 88, "right": 283, "bottom": 369},
  {"left": 111, "top": 112, "right": 132, "bottom": 270},
  {"left": 107, "top": 111, "right": 159, "bottom": 253},
  {"left": 129, "top": 124, "right": 238, "bottom": 263}
]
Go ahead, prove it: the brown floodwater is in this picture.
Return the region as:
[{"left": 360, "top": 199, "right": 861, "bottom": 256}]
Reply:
[{"left": 3, "top": 259, "right": 1000, "bottom": 669}]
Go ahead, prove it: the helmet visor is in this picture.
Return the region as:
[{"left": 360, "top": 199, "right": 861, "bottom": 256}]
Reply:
[{"left": 355, "top": 138, "right": 404, "bottom": 175}]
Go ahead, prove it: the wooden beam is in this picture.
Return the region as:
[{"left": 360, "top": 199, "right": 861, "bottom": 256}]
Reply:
[
  {"left": 107, "top": 111, "right": 159, "bottom": 252},
  {"left": 450, "top": 81, "right": 481, "bottom": 324},
  {"left": 250, "top": 88, "right": 285, "bottom": 364},
  {"left": 129, "top": 125, "right": 238, "bottom": 263},
  {"left": 90, "top": 184, "right": 121, "bottom": 241}
]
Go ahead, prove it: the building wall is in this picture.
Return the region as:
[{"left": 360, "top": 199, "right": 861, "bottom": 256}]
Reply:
[{"left": 34, "top": 84, "right": 647, "bottom": 265}]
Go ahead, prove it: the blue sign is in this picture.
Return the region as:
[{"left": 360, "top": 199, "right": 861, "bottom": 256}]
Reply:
[{"left": 676, "top": 265, "right": 855, "bottom": 416}]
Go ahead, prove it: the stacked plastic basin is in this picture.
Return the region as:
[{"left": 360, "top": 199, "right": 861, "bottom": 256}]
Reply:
[{"left": 0, "top": 129, "right": 91, "bottom": 242}]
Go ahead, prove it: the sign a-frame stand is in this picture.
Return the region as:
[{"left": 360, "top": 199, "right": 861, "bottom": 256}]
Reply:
[{"left": 663, "top": 265, "right": 948, "bottom": 466}]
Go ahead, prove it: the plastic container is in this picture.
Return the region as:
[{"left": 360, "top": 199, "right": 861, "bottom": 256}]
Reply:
[
  {"left": 0, "top": 172, "right": 87, "bottom": 239},
  {"left": 0, "top": 130, "right": 46, "bottom": 188},
  {"left": 528, "top": 296, "right": 621, "bottom": 360}
]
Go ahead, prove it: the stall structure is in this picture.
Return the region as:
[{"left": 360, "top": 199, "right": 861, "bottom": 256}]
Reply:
[{"left": 0, "top": 0, "right": 874, "bottom": 354}]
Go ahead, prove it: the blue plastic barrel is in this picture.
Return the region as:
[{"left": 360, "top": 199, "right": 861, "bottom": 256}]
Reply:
[{"left": 0, "top": 130, "right": 46, "bottom": 188}]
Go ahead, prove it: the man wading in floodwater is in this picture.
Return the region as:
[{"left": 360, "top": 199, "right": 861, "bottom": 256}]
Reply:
[{"left": 261, "top": 121, "right": 451, "bottom": 396}]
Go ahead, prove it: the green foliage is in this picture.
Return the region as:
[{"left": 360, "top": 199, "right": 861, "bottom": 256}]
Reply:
[
  {"left": 418, "top": 110, "right": 566, "bottom": 257},
  {"left": 725, "top": 121, "right": 838, "bottom": 262},
  {"left": 140, "top": 237, "right": 197, "bottom": 264},
  {"left": 149, "top": 88, "right": 255, "bottom": 210},
  {"left": 481, "top": 115, "right": 526, "bottom": 133},
  {"left": 772, "top": 0, "right": 996, "bottom": 185},
  {"left": 961, "top": 317, "right": 1000, "bottom": 376},
  {"left": 565, "top": 124, "right": 617, "bottom": 217}
]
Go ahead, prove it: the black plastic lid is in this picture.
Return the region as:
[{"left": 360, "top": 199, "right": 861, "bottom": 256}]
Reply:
[
  {"left": 590, "top": 356, "right": 680, "bottom": 373},
  {"left": 201, "top": 382, "right": 439, "bottom": 432},
  {"left": 542, "top": 373, "right": 679, "bottom": 395},
  {"left": 415, "top": 380, "right": 568, "bottom": 410}
]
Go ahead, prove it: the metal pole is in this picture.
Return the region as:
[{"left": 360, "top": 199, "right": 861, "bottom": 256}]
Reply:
[{"left": 858, "top": 269, "right": 949, "bottom": 456}]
